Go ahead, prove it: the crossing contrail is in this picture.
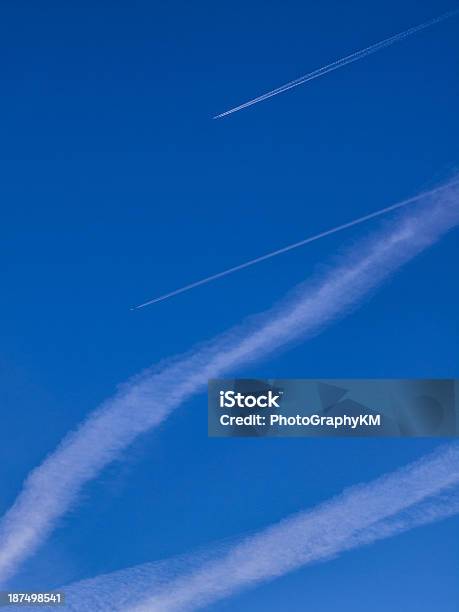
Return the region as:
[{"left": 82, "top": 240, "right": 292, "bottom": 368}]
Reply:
[
  {"left": 213, "top": 8, "right": 459, "bottom": 119},
  {"left": 51, "top": 446, "right": 459, "bottom": 611},
  {"left": 0, "top": 178, "right": 457, "bottom": 585},
  {"left": 129, "top": 445, "right": 459, "bottom": 612},
  {"left": 133, "top": 180, "right": 458, "bottom": 309}
]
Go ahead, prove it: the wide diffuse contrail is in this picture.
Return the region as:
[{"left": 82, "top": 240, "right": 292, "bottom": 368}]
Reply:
[
  {"left": 133, "top": 181, "right": 458, "bottom": 309},
  {"left": 48, "top": 446, "right": 459, "bottom": 611},
  {"left": 0, "top": 178, "right": 458, "bottom": 585},
  {"left": 214, "top": 8, "right": 459, "bottom": 119},
  {"left": 130, "top": 445, "right": 459, "bottom": 612}
]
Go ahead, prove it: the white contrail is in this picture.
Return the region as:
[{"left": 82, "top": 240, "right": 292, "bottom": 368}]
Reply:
[
  {"left": 214, "top": 8, "right": 459, "bottom": 119},
  {"left": 128, "top": 444, "right": 459, "bottom": 611},
  {"left": 133, "top": 181, "right": 458, "bottom": 309},
  {"left": 54, "top": 540, "right": 237, "bottom": 612},
  {"left": 44, "top": 446, "right": 459, "bottom": 611},
  {"left": 0, "top": 179, "right": 458, "bottom": 585}
]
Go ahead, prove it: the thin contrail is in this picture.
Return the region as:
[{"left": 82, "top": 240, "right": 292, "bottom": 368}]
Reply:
[
  {"left": 52, "top": 446, "right": 459, "bottom": 611},
  {"left": 133, "top": 181, "right": 458, "bottom": 309},
  {"left": 0, "top": 179, "right": 458, "bottom": 585},
  {"left": 214, "top": 8, "right": 459, "bottom": 119}
]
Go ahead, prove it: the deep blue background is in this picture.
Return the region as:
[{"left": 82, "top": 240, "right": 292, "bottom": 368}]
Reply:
[{"left": 0, "top": 0, "right": 458, "bottom": 609}]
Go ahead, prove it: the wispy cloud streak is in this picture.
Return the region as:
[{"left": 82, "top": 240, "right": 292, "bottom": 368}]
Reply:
[
  {"left": 129, "top": 445, "right": 459, "bottom": 612},
  {"left": 0, "top": 179, "right": 458, "bottom": 584},
  {"left": 45, "top": 446, "right": 459, "bottom": 611},
  {"left": 214, "top": 8, "right": 459, "bottom": 119}
]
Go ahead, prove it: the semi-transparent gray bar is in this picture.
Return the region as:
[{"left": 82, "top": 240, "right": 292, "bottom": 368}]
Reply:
[
  {"left": 0, "top": 593, "right": 65, "bottom": 607},
  {"left": 208, "top": 379, "right": 459, "bottom": 437}
]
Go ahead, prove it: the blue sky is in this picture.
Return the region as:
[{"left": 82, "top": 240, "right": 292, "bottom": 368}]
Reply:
[{"left": 0, "top": 0, "right": 458, "bottom": 609}]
